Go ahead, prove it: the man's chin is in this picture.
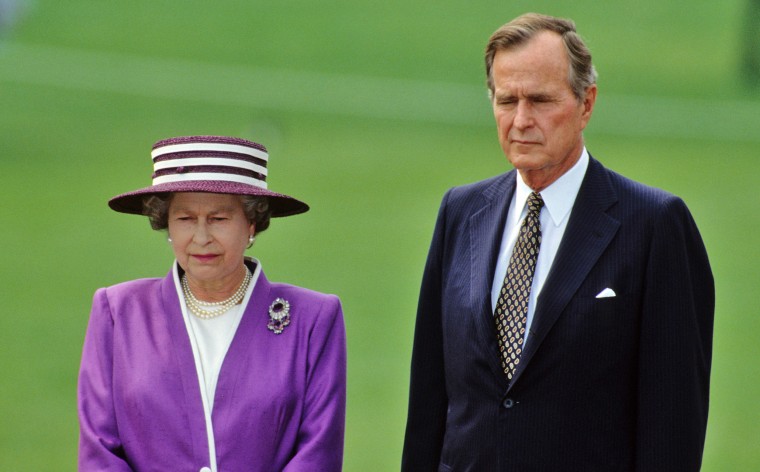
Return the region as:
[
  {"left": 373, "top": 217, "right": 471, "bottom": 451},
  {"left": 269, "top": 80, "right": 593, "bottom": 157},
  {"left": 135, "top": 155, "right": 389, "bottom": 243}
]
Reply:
[{"left": 506, "top": 154, "right": 547, "bottom": 171}]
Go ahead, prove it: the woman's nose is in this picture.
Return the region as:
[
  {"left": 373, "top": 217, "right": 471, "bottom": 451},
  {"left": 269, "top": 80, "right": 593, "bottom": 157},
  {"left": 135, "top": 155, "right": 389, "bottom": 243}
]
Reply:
[{"left": 192, "top": 222, "right": 213, "bottom": 244}]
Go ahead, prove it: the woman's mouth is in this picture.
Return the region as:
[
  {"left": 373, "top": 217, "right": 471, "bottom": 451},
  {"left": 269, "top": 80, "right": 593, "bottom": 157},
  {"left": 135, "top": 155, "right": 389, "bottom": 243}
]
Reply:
[{"left": 192, "top": 254, "right": 219, "bottom": 263}]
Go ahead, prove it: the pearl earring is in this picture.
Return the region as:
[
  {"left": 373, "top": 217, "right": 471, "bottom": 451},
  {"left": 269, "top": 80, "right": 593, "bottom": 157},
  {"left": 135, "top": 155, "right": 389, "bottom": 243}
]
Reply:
[
  {"left": 168, "top": 236, "right": 173, "bottom": 243},
  {"left": 248, "top": 235, "right": 255, "bottom": 244}
]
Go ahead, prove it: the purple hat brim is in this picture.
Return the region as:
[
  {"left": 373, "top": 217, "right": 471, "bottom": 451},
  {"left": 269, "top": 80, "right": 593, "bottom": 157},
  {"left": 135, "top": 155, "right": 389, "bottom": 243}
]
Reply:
[{"left": 108, "top": 180, "right": 309, "bottom": 218}]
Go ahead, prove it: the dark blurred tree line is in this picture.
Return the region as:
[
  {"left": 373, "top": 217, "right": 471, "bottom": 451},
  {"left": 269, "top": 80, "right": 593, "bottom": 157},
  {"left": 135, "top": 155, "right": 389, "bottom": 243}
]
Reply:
[{"left": 743, "top": 0, "right": 760, "bottom": 87}]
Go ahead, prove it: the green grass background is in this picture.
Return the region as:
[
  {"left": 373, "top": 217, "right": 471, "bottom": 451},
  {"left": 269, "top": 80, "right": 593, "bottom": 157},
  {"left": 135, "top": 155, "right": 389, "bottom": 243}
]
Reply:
[{"left": 1, "top": 0, "right": 759, "bottom": 470}]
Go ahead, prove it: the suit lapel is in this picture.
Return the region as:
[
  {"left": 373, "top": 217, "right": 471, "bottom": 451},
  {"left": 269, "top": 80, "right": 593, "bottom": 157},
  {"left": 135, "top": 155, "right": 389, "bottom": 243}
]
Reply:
[
  {"left": 508, "top": 158, "right": 620, "bottom": 389},
  {"left": 469, "top": 172, "right": 515, "bottom": 385}
]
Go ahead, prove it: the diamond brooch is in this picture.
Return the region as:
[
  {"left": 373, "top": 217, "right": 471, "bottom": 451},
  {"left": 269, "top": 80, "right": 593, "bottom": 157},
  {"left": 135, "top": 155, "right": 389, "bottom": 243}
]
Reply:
[{"left": 267, "top": 298, "right": 291, "bottom": 334}]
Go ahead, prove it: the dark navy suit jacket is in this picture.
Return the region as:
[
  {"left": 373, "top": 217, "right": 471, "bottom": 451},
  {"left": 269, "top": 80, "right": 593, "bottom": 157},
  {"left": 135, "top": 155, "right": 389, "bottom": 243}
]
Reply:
[{"left": 402, "top": 156, "right": 714, "bottom": 471}]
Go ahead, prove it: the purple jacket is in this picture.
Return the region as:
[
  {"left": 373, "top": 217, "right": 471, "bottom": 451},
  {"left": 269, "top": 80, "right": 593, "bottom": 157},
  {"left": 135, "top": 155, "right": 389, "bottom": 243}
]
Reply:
[{"left": 78, "top": 263, "right": 346, "bottom": 471}]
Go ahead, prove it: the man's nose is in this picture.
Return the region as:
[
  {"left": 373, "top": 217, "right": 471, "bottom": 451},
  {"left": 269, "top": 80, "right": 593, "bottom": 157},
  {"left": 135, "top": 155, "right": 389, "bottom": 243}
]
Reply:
[{"left": 513, "top": 101, "right": 534, "bottom": 129}]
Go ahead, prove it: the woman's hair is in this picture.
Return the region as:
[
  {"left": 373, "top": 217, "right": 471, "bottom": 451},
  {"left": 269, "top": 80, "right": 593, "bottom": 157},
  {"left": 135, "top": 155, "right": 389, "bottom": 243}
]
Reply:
[
  {"left": 484, "top": 13, "right": 598, "bottom": 101},
  {"left": 142, "top": 193, "right": 272, "bottom": 233}
]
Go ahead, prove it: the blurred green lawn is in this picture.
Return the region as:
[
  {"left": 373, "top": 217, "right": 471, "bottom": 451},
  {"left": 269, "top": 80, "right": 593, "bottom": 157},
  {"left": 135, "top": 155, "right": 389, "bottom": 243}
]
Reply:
[{"left": 1, "top": 1, "right": 759, "bottom": 470}]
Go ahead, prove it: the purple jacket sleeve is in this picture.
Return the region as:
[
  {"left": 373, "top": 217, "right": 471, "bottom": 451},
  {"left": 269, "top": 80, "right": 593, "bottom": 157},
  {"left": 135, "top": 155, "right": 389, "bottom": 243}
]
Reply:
[
  {"left": 282, "top": 294, "right": 347, "bottom": 472},
  {"left": 77, "top": 288, "right": 134, "bottom": 471}
]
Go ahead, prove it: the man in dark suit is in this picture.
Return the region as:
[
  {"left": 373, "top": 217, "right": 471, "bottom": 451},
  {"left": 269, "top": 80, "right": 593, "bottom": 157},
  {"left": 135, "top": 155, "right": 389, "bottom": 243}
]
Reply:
[{"left": 402, "top": 13, "right": 714, "bottom": 471}]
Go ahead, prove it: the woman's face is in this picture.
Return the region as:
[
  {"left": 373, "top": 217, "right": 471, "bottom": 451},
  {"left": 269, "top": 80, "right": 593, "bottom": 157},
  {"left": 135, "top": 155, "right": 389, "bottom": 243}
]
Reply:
[{"left": 168, "top": 192, "right": 254, "bottom": 291}]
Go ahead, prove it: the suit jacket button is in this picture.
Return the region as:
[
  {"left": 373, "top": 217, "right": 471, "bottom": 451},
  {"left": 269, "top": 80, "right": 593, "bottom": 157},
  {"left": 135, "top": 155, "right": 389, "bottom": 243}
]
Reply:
[{"left": 502, "top": 398, "right": 515, "bottom": 408}]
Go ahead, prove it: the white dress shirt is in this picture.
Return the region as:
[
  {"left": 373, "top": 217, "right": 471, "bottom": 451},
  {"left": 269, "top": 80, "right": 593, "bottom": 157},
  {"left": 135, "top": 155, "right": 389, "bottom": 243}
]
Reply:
[{"left": 490, "top": 148, "right": 589, "bottom": 348}]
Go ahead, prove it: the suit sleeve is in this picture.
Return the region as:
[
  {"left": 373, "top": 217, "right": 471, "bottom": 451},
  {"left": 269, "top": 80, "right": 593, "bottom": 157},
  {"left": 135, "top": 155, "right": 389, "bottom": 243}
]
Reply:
[
  {"left": 401, "top": 190, "right": 451, "bottom": 471},
  {"left": 635, "top": 196, "right": 714, "bottom": 471},
  {"left": 282, "top": 294, "right": 346, "bottom": 472},
  {"left": 77, "top": 288, "right": 134, "bottom": 471}
]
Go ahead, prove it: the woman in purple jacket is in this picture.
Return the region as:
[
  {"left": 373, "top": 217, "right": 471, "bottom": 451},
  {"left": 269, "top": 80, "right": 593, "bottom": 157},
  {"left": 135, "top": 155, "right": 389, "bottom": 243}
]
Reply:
[{"left": 77, "top": 136, "right": 346, "bottom": 472}]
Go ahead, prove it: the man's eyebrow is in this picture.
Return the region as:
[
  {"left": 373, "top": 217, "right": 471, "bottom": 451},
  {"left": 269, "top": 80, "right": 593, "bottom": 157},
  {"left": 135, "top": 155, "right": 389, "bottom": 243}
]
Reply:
[
  {"left": 525, "top": 93, "right": 556, "bottom": 101},
  {"left": 493, "top": 91, "right": 556, "bottom": 101},
  {"left": 494, "top": 92, "right": 517, "bottom": 101}
]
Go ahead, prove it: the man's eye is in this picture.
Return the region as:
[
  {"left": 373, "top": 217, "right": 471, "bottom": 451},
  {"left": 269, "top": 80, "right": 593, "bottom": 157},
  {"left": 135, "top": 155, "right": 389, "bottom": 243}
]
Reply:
[{"left": 531, "top": 95, "right": 555, "bottom": 104}]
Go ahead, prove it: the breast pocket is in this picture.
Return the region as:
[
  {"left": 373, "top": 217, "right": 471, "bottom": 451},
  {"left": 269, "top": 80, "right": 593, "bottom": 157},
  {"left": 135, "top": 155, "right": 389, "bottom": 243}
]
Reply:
[{"left": 562, "top": 293, "right": 639, "bottom": 354}]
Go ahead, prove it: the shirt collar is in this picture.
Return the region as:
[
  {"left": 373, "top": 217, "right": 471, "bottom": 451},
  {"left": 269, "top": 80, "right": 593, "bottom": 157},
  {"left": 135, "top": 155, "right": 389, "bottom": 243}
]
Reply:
[{"left": 514, "top": 148, "right": 589, "bottom": 227}]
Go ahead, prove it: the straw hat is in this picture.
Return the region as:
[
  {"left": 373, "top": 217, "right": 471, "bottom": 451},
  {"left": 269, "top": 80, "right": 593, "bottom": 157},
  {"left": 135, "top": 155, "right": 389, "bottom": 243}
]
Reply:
[{"left": 108, "top": 135, "right": 309, "bottom": 217}]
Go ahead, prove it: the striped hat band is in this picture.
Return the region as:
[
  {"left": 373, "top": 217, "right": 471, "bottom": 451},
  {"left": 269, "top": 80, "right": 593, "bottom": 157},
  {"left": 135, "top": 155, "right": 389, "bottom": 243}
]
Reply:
[{"left": 151, "top": 141, "right": 270, "bottom": 189}]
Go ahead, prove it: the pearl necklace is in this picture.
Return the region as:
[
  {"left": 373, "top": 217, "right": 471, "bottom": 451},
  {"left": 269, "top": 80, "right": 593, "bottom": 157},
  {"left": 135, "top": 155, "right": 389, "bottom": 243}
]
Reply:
[{"left": 181, "top": 268, "right": 252, "bottom": 319}]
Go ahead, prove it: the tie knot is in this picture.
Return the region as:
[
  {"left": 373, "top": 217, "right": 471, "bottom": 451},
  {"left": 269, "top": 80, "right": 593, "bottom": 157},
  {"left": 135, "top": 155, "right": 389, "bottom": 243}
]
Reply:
[{"left": 527, "top": 192, "right": 544, "bottom": 214}]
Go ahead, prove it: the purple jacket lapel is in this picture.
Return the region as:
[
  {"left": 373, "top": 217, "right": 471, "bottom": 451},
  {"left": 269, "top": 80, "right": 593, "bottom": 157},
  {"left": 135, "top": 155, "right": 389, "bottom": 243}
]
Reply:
[
  {"left": 159, "top": 269, "right": 211, "bottom": 460},
  {"left": 211, "top": 265, "right": 271, "bottom": 429}
]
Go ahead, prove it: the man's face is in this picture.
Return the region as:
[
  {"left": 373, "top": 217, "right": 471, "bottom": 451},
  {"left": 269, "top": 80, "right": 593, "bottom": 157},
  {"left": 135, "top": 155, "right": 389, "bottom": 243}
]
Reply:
[{"left": 491, "top": 30, "right": 596, "bottom": 191}]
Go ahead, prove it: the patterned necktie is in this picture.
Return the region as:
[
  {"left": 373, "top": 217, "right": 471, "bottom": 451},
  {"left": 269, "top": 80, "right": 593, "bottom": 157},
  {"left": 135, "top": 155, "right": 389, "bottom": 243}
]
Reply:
[{"left": 495, "top": 192, "right": 544, "bottom": 380}]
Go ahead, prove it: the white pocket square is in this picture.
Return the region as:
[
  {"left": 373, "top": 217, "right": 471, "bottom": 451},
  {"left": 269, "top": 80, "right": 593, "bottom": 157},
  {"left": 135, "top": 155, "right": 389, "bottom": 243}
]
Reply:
[{"left": 595, "top": 288, "right": 616, "bottom": 298}]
